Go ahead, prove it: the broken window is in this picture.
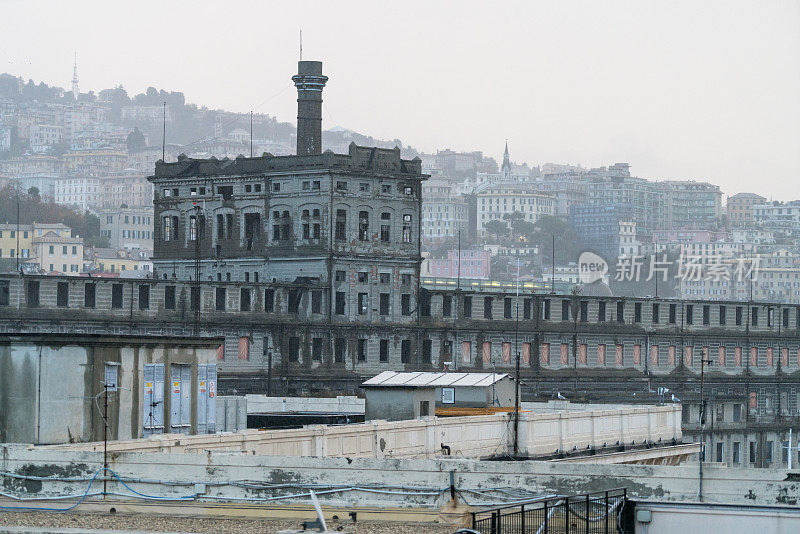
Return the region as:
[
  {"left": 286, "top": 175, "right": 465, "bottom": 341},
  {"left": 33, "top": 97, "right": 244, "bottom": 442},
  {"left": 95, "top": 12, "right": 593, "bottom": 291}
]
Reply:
[
  {"left": 380, "top": 212, "right": 391, "bottom": 242},
  {"left": 358, "top": 211, "right": 369, "bottom": 241},
  {"left": 335, "top": 210, "right": 347, "bottom": 240},
  {"left": 244, "top": 213, "right": 261, "bottom": 251},
  {"left": 402, "top": 214, "right": 412, "bottom": 243},
  {"left": 358, "top": 293, "right": 368, "bottom": 315}
]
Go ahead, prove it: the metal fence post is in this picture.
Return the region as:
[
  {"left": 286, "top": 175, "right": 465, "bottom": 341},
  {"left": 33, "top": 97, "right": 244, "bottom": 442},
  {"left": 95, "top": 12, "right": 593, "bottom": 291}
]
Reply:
[
  {"left": 543, "top": 500, "right": 548, "bottom": 533},
  {"left": 586, "top": 493, "right": 590, "bottom": 533},
  {"left": 521, "top": 504, "right": 525, "bottom": 532},
  {"left": 605, "top": 490, "right": 609, "bottom": 534},
  {"left": 491, "top": 510, "right": 497, "bottom": 534},
  {"left": 565, "top": 497, "right": 569, "bottom": 534}
]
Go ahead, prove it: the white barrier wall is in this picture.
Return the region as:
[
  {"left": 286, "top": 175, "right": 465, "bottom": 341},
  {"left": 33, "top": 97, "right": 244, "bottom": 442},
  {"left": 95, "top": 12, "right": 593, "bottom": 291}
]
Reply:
[{"left": 45, "top": 404, "right": 681, "bottom": 460}]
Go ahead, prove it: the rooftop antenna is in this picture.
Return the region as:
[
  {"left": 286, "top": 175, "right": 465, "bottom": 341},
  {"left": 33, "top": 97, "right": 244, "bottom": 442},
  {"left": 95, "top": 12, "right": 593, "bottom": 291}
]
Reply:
[
  {"left": 162, "top": 102, "right": 166, "bottom": 161},
  {"left": 299, "top": 29, "right": 303, "bottom": 61},
  {"left": 250, "top": 110, "right": 253, "bottom": 157}
]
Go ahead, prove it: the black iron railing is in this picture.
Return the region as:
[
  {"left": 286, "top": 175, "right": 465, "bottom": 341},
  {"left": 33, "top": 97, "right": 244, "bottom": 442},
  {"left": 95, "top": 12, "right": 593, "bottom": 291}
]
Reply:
[{"left": 471, "top": 488, "right": 627, "bottom": 534}]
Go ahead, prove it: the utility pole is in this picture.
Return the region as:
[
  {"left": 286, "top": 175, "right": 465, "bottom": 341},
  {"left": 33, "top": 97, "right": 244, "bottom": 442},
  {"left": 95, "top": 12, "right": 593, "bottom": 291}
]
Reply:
[
  {"left": 551, "top": 234, "right": 555, "bottom": 294},
  {"left": 15, "top": 194, "right": 20, "bottom": 272},
  {"left": 102, "top": 381, "right": 109, "bottom": 498},
  {"left": 513, "top": 254, "right": 521, "bottom": 457},
  {"left": 699, "top": 355, "right": 713, "bottom": 501},
  {"left": 193, "top": 204, "right": 201, "bottom": 336},
  {"left": 250, "top": 110, "right": 254, "bottom": 157},
  {"left": 457, "top": 230, "right": 461, "bottom": 290}
]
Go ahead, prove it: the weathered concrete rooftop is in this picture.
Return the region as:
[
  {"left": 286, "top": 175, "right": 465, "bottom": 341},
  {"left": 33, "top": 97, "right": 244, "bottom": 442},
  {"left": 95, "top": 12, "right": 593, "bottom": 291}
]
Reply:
[{"left": 152, "top": 142, "right": 424, "bottom": 179}]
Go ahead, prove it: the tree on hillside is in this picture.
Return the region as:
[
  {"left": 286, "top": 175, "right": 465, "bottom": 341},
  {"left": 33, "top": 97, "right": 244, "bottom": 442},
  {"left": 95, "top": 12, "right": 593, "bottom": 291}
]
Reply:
[
  {"left": 523, "top": 215, "right": 581, "bottom": 264},
  {"left": 126, "top": 127, "right": 146, "bottom": 150},
  {"left": 483, "top": 219, "right": 509, "bottom": 239}
]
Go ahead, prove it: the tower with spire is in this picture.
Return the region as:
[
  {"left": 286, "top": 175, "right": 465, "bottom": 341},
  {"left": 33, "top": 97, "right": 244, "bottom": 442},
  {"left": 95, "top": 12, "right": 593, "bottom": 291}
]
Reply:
[
  {"left": 71, "top": 53, "right": 79, "bottom": 100},
  {"left": 501, "top": 140, "right": 511, "bottom": 179}
]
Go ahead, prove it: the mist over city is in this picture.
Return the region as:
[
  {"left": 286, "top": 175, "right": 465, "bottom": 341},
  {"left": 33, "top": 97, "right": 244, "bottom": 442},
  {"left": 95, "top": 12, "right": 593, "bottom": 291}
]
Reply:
[{"left": 0, "top": 2, "right": 799, "bottom": 533}]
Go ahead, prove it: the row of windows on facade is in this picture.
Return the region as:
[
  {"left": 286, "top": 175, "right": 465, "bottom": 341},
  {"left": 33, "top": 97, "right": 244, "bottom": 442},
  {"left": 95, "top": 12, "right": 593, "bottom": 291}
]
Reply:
[
  {"left": 534, "top": 341, "right": 800, "bottom": 368},
  {"left": 162, "top": 181, "right": 415, "bottom": 199},
  {"left": 100, "top": 229, "right": 151, "bottom": 239},
  {"left": 161, "top": 211, "right": 414, "bottom": 244},
  {"left": 703, "top": 439, "right": 789, "bottom": 466},
  {"left": 105, "top": 215, "right": 151, "bottom": 225},
  {"left": 0, "top": 248, "right": 30, "bottom": 258},
  {"left": 235, "top": 336, "right": 431, "bottom": 365},
  {"left": 9, "top": 277, "right": 797, "bottom": 330},
  {"left": 47, "top": 245, "right": 79, "bottom": 256},
  {"left": 11, "top": 281, "right": 414, "bottom": 317}
]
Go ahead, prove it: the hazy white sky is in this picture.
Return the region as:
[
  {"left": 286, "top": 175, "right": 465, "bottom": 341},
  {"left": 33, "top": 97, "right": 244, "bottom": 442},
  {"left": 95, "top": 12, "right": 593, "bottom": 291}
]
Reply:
[{"left": 2, "top": 0, "right": 799, "bottom": 199}]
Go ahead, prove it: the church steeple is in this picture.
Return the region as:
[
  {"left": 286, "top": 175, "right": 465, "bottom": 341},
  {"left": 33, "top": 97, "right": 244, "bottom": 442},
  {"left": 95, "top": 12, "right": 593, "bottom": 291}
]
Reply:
[
  {"left": 71, "top": 53, "right": 79, "bottom": 100},
  {"left": 501, "top": 139, "right": 511, "bottom": 177}
]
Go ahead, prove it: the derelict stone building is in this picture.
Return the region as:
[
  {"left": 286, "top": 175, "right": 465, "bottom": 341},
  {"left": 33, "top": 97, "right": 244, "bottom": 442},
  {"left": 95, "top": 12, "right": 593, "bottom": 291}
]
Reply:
[{"left": 150, "top": 61, "right": 425, "bottom": 323}]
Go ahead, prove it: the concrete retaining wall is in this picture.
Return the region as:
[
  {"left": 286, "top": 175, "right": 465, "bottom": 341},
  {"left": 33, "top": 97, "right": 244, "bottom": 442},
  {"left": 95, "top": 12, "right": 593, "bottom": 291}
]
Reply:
[{"left": 1, "top": 446, "right": 798, "bottom": 509}]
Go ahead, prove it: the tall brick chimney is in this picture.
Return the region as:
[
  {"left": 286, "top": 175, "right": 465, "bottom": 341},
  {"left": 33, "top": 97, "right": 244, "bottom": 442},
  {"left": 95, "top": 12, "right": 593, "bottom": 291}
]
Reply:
[{"left": 292, "top": 61, "right": 328, "bottom": 156}]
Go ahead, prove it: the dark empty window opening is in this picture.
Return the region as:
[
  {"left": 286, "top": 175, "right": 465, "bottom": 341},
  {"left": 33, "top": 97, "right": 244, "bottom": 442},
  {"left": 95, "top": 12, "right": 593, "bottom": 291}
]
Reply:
[
  {"left": 265, "top": 288, "right": 275, "bottom": 312},
  {"left": 217, "top": 185, "right": 233, "bottom": 200},
  {"left": 0, "top": 280, "right": 9, "bottom": 306},
  {"left": 401, "top": 339, "right": 411, "bottom": 363},
  {"left": 57, "top": 282, "right": 69, "bottom": 308},
  {"left": 464, "top": 296, "right": 472, "bottom": 318},
  {"left": 288, "top": 289, "right": 302, "bottom": 314},
  {"left": 84, "top": 283, "right": 96, "bottom": 308},
  {"left": 111, "top": 283, "right": 123, "bottom": 309},
  {"left": 164, "top": 285, "right": 176, "bottom": 310},
  {"left": 484, "top": 297, "right": 493, "bottom": 319},
  {"left": 335, "top": 210, "right": 347, "bottom": 241},
  {"left": 335, "top": 338, "right": 346, "bottom": 363},
  {"left": 240, "top": 288, "right": 251, "bottom": 312},
  {"left": 401, "top": 293, "right": 411, "bottom": 316},
  {"left": 138, "top": 285, "right": 150, "bottom": 310},
  {"left": 335, "top": 291, "right": 346, "bottom": 315},
  {"left": 380, "top": 339, "right": 389, "bottom": 362},
  {"left": 442, "top": 295, "right": 452, "bottom": 317},
  {"left": 216, "top": 287, "right": 226, "bottom": 311},
  {"left": 244, "top": 213, "right": 261, "bottom": 251},
  {"left": 190, "top": 286, "right": 200, "bottom": 311},
  {"left": 358, "top": 339, "right": 367, "bottom": 361}
]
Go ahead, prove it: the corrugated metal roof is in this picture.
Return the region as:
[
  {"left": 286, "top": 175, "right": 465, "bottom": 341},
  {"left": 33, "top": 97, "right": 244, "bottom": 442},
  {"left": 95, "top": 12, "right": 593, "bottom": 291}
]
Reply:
[{"left": 362, "top": 371, "right": 509, "bottom": 388}]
